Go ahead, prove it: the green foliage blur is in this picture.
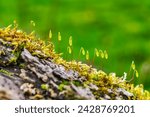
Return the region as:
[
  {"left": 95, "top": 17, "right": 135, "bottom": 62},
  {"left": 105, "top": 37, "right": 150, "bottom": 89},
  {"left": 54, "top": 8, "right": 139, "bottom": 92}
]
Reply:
[{"left": 0, "top": 0, "right": 150, "bottom": 90}]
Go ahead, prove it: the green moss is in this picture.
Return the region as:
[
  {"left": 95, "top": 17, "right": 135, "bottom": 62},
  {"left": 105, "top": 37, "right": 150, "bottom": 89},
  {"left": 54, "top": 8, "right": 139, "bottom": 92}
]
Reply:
[
  {"left": 0, "top": 69, "right": 13, "bottom": 76},
  {"left": 9, "top": 56, "right": 17, "bottom": 64},
  {"left": 58, "top": 84, "right": 65, "bottom": 91},
  {"left": 19, "top": 63, "right": 26, "bottom": 69},
  {"left": 72, "top": 80, "right": 82, "bottom": 86},
  {"left": 41, "top": 84, "right": 49, "bottom": 90}
]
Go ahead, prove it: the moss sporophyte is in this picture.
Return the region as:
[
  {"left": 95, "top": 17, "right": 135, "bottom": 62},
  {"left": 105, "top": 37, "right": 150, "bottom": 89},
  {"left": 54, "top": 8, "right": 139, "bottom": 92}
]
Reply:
[{"left": 0, "top": 23, "right": 149, "bottom": 100}]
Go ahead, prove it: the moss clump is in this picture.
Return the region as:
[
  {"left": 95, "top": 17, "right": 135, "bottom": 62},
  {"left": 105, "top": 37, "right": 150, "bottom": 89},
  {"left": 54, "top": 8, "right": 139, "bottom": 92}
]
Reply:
[{"left": 0, "top": 24, "right": 150, "bottom": 100}]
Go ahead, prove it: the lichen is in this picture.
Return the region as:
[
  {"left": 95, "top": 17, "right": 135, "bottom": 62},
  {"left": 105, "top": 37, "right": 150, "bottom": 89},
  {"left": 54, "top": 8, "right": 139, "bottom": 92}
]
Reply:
[{"left": 0, "top": 24, "right": 150, "bottom": 100}]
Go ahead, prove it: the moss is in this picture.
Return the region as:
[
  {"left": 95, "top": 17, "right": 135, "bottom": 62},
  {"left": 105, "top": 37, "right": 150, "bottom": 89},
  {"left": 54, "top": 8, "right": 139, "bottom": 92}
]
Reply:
[
  {"left": 0, "top": 69, "right": 13, "bottom": 76},
  {"left": 58, "top": 84, "right": 65, "bottom": 91},
  {"left": 0, "top": 24, "right": 150, "bottom": 100},
  {"left": 0, "top": 50, "right": 5, "bottom": 55},
  {"left": 58, "top": 80, "right": 70, "bottom": 91},
  {"left": 19, "top": 63, "right": 26, "bottom": 69},
  {"left": 72, "top": 81, "right": 82, "bottom": 86},
  {"left": 41, "top": 84, "right": 49, "bottom": 90}
]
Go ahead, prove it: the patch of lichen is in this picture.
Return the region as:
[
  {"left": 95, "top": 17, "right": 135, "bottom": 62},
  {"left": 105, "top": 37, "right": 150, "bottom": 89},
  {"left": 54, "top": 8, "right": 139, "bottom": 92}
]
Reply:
[{"left": 0, "top": 24, "right": 150, "bottom": 100}]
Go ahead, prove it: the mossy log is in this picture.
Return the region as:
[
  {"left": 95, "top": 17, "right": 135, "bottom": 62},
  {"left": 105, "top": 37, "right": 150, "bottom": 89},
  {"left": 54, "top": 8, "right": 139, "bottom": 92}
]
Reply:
[{"left": 0, "top": 25, "right": 149, "bottom": 100}]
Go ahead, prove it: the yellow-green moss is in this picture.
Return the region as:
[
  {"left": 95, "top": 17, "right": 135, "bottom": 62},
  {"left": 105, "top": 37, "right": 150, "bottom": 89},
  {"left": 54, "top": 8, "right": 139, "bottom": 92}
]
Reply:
[
  {"left": 0, "top": 24, "right": 150, "bottom": 100},
  {"left": 41, "top": 84, "right": 49, "bottom": 91}
]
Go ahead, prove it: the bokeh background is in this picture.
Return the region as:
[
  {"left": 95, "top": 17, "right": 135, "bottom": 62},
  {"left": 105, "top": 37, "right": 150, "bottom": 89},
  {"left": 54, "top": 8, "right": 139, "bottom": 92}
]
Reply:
[{"left": 0, "top": 0, "right": 150, "bottom": 90}]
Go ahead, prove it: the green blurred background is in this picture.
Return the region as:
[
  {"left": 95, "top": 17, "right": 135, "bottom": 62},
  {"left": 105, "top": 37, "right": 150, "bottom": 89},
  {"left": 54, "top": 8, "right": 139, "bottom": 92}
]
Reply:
[{"left": 0, "top": 0, "right": 150, "bottom": 90}]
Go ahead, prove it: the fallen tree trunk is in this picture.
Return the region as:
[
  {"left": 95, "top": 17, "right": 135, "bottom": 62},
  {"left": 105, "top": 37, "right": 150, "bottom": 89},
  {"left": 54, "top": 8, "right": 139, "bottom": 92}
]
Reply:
[{"left": 0, "top": 25, "right": 149, "bottom": 100}]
